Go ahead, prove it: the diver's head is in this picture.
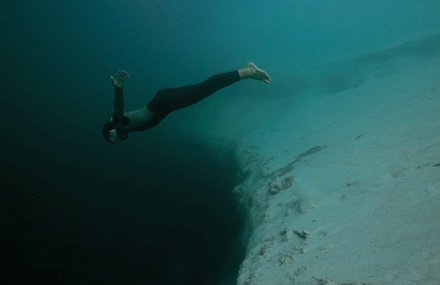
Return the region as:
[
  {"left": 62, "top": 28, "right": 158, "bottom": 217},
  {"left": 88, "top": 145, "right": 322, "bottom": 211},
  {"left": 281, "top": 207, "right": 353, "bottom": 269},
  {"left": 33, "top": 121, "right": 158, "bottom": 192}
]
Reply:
[{"left": 102, "top": 122, "right": 128, "bottom": 144}]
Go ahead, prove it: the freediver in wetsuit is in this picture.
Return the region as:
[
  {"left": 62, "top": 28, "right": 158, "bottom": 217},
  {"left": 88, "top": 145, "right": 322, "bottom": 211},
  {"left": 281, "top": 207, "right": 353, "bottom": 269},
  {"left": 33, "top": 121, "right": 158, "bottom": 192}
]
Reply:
[{"left": 102, "top": 62, "right": 271, "bottom": 143}]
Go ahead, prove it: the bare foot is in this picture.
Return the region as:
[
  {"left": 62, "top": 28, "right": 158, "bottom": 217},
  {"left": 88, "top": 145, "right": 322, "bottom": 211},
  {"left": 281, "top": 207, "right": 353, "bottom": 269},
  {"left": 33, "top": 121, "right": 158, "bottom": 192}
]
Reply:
[{"left": 238, "top": 62, "right": 271, "bottom": 83}]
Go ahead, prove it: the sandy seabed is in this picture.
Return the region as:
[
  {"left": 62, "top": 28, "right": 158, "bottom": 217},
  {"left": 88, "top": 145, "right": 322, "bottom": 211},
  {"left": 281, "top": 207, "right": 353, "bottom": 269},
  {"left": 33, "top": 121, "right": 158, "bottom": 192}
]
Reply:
[{"left": 233, "top": 55, "right": 440, "bottom": 285}]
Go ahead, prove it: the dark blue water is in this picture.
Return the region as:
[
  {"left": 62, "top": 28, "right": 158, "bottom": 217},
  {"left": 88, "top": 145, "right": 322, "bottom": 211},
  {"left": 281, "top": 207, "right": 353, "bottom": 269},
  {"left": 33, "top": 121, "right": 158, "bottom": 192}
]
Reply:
[
  {"left": 0, "top": 129, "right": 245, "bottom": 284},
  {"left": 0, "top": 1, "right": 248, "bottom": 284}
]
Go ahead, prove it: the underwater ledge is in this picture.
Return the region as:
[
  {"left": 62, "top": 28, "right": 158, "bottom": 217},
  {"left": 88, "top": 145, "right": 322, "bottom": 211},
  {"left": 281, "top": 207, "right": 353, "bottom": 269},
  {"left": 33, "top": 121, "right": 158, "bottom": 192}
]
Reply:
[{"left": 230, "top": 52, "right": 440, "bottom": 285}]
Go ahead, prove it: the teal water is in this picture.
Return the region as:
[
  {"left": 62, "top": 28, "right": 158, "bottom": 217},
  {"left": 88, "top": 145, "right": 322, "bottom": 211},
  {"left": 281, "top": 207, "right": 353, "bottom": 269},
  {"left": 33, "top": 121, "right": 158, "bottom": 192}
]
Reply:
[{"left": 1, "top": 1, "right": 440, "bottom": 284}]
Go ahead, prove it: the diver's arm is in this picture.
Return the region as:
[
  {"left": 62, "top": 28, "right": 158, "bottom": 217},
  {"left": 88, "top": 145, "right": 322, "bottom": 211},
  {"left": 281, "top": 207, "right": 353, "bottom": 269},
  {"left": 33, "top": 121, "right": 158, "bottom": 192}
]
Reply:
[
  {"left": 113, "top": 87, "right": 124, "bottom": 118},
  {"left": 110, "top": 70, "right": 154, "bottom": 130},
  {"left": 110, "top": 70, "right": 130, "bottom": 120}
]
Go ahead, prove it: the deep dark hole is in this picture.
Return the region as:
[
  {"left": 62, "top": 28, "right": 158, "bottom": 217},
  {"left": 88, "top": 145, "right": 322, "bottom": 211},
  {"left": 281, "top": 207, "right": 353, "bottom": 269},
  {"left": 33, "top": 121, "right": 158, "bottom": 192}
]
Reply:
[{"left": 0, "top": 129, "right": 247, "bottom": 285}]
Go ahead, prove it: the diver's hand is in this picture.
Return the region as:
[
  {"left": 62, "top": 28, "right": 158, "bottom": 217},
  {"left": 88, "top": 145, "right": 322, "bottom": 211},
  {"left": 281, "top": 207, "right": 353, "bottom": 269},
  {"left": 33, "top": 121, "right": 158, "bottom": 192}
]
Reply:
[{"left": 111, "top": 70, "right": 130, "bottom": 88}]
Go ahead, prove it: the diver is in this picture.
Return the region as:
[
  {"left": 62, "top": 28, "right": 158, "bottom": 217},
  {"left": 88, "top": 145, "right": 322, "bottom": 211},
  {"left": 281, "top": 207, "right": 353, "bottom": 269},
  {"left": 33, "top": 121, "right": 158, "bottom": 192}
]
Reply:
[{"left": 102, "top": 62, "right": 271, "bottom": 143}]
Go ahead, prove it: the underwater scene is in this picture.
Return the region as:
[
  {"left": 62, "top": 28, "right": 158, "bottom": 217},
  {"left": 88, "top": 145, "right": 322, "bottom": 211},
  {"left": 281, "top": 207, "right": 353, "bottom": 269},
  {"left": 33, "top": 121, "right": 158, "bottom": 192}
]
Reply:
[{"left": 1, "top": 1, "right": 440, "bottom": 284}]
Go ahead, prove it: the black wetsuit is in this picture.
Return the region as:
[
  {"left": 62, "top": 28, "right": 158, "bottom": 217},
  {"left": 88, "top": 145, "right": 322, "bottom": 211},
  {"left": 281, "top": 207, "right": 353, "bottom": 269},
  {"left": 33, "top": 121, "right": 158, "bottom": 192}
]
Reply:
[{"left": 112, "top": 70, "right": 240, "bottom": 132}]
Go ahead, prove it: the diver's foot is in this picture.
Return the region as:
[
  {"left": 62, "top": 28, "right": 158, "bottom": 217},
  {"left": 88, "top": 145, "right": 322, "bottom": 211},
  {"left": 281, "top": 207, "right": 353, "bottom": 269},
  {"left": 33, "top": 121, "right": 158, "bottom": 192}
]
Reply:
[{"left": 238, "top": 62, "right": 271, "bottom": 83}]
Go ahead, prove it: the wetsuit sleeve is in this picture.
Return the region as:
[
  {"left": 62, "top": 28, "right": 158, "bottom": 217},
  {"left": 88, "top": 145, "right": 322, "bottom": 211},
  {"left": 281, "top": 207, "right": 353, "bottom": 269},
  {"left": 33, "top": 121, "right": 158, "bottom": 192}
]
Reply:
[
  {"left": 113, "top": 87, "right": 124, "bottom": 118},
  {"left": 111, "top": 87, "right": 131, "bottom": 126}
]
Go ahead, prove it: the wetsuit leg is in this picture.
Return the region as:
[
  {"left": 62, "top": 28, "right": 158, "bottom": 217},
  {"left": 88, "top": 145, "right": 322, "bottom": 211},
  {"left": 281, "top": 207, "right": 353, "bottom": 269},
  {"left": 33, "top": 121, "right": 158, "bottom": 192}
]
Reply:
[{"left": 147, "top": 71, "right": 240, "bottom": 114}]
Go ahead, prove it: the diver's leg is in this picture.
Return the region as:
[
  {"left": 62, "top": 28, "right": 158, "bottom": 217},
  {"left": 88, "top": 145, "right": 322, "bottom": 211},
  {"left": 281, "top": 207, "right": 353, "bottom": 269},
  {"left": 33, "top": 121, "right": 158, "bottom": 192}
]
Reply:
[
  {"left": 148, "top": 71, "right": 240, "bottom": 113},
  {"left": 147, "top": 63, "right": 271, "bottom": 114}
]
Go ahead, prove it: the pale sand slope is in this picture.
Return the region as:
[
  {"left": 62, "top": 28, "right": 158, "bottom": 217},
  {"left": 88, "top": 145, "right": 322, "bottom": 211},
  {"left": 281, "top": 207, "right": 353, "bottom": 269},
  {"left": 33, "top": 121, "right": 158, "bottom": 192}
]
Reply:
[{"left": 234, "top": 56, "right": 440, "bottom": 285}]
